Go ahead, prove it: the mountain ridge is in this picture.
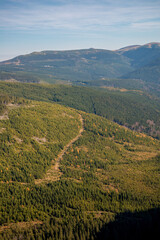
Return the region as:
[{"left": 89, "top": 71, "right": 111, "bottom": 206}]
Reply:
[
  {"left": 1, "top": 42, "right": 160, "bottom": 63},
  {"left": 116, "top": 42, "right": 160, "bottom": 53},
  {"left": 0, "top": 42, "right": 160, "bottom": 93}
]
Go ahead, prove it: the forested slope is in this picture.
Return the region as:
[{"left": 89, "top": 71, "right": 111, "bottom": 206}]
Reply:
[
  {"left": 0, "top": 100, "right": 81, "bottom": 183},
  {"left": 0, "top": 82, "right": 160, "bottom": 138},
  {"left": 0, "top": 100, "right": 159, "bottom": 239}
]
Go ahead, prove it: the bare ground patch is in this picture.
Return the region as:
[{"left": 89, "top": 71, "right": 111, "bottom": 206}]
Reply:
[
  {"left": 32, "top": 136, "right": 47, "bottom": 144},
  {"left": 0, "top": 103, "right": 21, "bottom": 121},
  {"left": 0, "top": 111, "right": 9, "bottom": 120},
  {"left": 76, "top": 146, "right": 88, "bottom": 153},
  {"left": 14, "top": 135, "right": 23, "bottom": 144},
  {"left": 62, "top": 112, "right": 74, "bottom": 118},
  {"left": 127, "top": 150, "right": 159, "bottom": 161},
  {"left": 0, "top": 220, "right": 43, "bottom": 233},
  {"left": 102, "top": 184, "right": 119, "bottom": 193},
  {"left": 0, "top": 128, "right": 6, "bottom": 133}
]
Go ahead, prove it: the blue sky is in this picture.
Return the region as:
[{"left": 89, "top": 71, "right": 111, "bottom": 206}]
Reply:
[{"left": 0, "top": 0, "right": 160, "bottom": 60}]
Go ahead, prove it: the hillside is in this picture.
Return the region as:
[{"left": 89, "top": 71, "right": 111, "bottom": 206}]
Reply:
[
  {"left": 0, "top": 48, "right": 133, "bottom": 82},
  {"left": 118, "top": 43, "right": 160, "bottom": 90},
  {"left": 0, "top": 99, "right": 160, "bottom": 239},
  {"left": 0, "top": 94, "right": 15, "bottom": 116},
  {"left": 0, "top": 82, "right": 160, "bottom": 138},
  {"left": 0, "top": 71, "right": 40, "bottom": 83},
  {"left": 117, "top": 42, "right": 160, "bottom": 68},
  {"left": 0, "top": 100, "right": 81, "bottom": 183},
  {"left": 0, "top": 43, "right": 160, "bottom": 97},
  {"left": 122, "top": 57, "right": 160, "bottom": 85}
]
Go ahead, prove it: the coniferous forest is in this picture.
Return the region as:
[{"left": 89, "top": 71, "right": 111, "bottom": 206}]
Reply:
[
  {"left": 0, "top": 87, "right": 160, "bottom": 239},
  {"left": 0, "top": 0, "right": 160, "bottom": 236}
]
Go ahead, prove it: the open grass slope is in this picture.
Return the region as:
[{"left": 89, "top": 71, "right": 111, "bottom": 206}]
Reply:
[{"left": 0, "top": 99, "right": 159, "bottom": 239}]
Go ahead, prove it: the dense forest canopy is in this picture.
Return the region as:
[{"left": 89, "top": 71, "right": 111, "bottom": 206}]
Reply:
[
  {"left": 0, "top": 98, "right": 159, "bottom": 239},
  {"left": 0, "top": 82, "right": 160, "bottom": 139}
]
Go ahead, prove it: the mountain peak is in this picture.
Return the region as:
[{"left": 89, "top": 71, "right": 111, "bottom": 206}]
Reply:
[
  {"left": 117, "top": 45, "right": 141, "bottom": 53},
  {"left": 117, "top": 42, "right": 160, "bottom": 53},
  {"left": 143, "top": 42, "right": 160, "bottom": 48}
]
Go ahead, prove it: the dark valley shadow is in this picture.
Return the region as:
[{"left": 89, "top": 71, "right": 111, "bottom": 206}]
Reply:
[{"left": 95, "top": 208, "right": 160, "bottom": 240}]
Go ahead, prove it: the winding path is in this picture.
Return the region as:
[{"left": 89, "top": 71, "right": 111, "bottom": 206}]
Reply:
[{"left": 35, "top": 114, "right": 84, "bottom": 184}]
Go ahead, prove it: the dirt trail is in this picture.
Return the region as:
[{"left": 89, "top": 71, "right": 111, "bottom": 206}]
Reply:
[{"left": 35, "top": 114, "right": 84, "bottom": 184}]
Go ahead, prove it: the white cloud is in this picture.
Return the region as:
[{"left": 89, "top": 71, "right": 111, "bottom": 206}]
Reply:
[
  {"left": 0, "top": 1, "right": 160, "bottom": 32},
  {"left": 131, "top": 21, "right": 160, "bottom": 29}
]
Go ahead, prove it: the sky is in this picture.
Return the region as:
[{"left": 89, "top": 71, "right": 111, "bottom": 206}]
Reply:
[{"left": 0, "top": 0, "right": 160, "bottom": 61}]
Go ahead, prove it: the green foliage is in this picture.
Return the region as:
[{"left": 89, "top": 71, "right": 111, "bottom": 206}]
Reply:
[
  {"left": 0, "top": 43, "right": 160, "bottom": 239},
  {"left": 0, "top": 104, "right": 159, "bottom": 239},
  {"left": 0, "top": 71, "right": 40, "bottom": 83},
  {"left": 0, "top": 101, "right": 80, "bottom": 182},
  {"left": 61, "top": 112, "right": 160, "bottom": 200},
  {"left": 0, "top": 94, "right": 16, "bottom": 115},
  {"left": 0, "top": 82, "right": 160, "bottom": 138}
]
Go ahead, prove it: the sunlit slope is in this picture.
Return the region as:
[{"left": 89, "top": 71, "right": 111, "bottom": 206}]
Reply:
[
  {"left": 0, "top": 102, "right": 159, "bottom": 200},
  {"left": 0, "top": 101, "right": 81, "bottom": 183},
  {"left": 0, "top": 101, "right": 159, "bottom": 239},
  {"left": 61, "top": 112, "right": 160, "bottom": 203},
  {"left": 0, "top": 82, "right": 160, "bottom": 138}
]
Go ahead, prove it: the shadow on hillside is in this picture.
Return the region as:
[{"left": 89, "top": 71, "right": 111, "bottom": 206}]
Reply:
[{"left": 95, "top": 208, "right": 160, "bottom": 240}]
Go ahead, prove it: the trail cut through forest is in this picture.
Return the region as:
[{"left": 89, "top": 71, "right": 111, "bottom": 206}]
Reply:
[{"left": 35, "top": 114, "right": 84, "bottom": 184}]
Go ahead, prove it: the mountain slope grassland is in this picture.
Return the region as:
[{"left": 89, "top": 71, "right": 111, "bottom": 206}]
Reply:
[
  {"left": 0, "top": 82, "right": 160, "bottom": 138},
  {"left": 0, "top": 99, "right": 160, "bottom": 239}
]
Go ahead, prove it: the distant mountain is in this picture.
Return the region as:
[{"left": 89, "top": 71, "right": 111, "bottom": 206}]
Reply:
[
  {"left": 116, "top": 45, "right": 141, "bottom": 53},
  {"left": 0, "top": 48, "right": 133, "bottom": 81},
  {"left": 118, "top": 43, "right": 160, "bottom": 87},
  {"left": 0, "top": 43, "right": 160, "bottom": 91},
  {"left": 117, "top": 42, "right": 160, "bottom": 68},
  {"left": 122, "top": 57, "right": 160, "bottom": 84}
]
